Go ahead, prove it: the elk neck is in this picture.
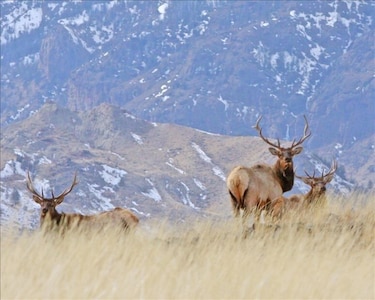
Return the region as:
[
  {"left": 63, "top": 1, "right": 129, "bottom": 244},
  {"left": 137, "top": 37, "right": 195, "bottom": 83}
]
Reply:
[
  {"left": 304, "top": 190, "right": 326, "bottom": 207},
  {"left": 41, "top": 209, "right": 63, "bottom": 227},
  {"left": 274, "top": 160, "right": 294, "bottom": 192},
  {"left": 42, "top": 211, "right": 90, "bottom": 229}
]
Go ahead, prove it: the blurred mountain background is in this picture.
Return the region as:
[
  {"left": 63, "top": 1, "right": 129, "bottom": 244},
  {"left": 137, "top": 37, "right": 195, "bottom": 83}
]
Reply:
[{"left": 1, "top": 1, "right": 374, "bottom": 228}]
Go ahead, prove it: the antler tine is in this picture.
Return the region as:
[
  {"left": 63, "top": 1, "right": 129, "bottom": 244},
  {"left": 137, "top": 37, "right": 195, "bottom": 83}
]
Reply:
[
  {"left": 276, "top": 138, "right": 281, "bottom": 148},
  {"left": 324, "top": 160, "right": 338, "bottom": 178},
  {"left": 321, "top": 168, "right": 326, "bottom": 179},
  {"left": 54, "top": 172, "right": 79, "bottom": 199},
  {"left": 26, "top": 172, "right": 33, "bottom": 191},
  {"left": 253, "top": 115, "right": 281, "bottom": 148},
  {"left": 254, "top": 115, "right": 263, "bottom": 129},
  {"left": 332, "top": 160, "right": 338, "bottom": 172},
  {"left": 303, "top": 168, "right": 316, "bottom": 179},
  {"left": 26, "top": 171, "right": 43, "bottom": 198},
  {"left": 253, "top": 115, "right": 263, "bottom": 136},
  {"left": 295, "top": 168, "right": 316, "bottom": 186},
  {"left": 291, "top": 115, "right": 311, "bottom": 148}
]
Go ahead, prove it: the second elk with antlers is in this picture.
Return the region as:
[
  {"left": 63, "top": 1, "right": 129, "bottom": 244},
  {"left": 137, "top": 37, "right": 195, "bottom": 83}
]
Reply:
[
  {"left": 272, "top": 160, "right": 337, "bottom": 218},
  {"left": 226, "top": 116, "right": 311, "bottom": 228},
  {"left": 27, "top": 172, "right": 139, "bottom": 232}
]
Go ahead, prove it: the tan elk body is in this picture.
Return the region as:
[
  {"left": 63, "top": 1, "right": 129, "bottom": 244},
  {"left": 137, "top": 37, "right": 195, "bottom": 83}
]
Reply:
[
  {"left": 272, "top": 160, "right": 337, "bottom": 218},
  {"left": 226, "top": 116, "right": 311, "bottom": 225},
  {"left": 27, "top": 172, "right": 139, "bottom": 231}
]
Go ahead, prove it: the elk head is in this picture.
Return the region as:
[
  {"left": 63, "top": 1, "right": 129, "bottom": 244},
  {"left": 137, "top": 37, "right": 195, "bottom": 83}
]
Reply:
[
  {"left": 26, "top": 172, "right": 78, "bottom": 225},
  {"left": 296, "top": 160, "right": 337, "bottom": 204},
  {"left": 253, "top": 115, "right": 311, "bottom": 192}
]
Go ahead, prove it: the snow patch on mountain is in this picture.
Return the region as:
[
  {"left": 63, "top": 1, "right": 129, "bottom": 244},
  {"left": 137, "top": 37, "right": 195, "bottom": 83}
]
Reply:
[
  {"left": 158, "top": 2, "right": 168, "bottom": 21},
  {"left": 10, "top": 104, "right": 30, "bottom": 121},
  {"left": 131, "top": 132, "right": 144, "bottom": 145},
  {"left": 1, "top": 4, "right": 42, "bottom": 45},
  {"left": 99, "top": 164, "right": 127, "bottom": 185},
  {"left": 177, "top": 181, "right": 199, "bottom": 209},
  {"left": 192, "top": 142, "right": 211, "bottom": 163},
  {"left": 142, "top": 178, "right": 162, "bottom": 202},
  {"left": 1, "top": 188, "right": 40, "bottom": 230},
  {"left": 87, "top": 183, "right": 115, "bottom": 210},
  {"left": 192, "top": 142, "right": 226, "bottom": 181},
  {"left": 217, "top": 95, "right": 229, "bottom": 111},
  {"left": 166, "top": 158, "right": 185, "bottom": 174},
  {"left": 193, "top": 178, "right": 206, "bottom": 191}
]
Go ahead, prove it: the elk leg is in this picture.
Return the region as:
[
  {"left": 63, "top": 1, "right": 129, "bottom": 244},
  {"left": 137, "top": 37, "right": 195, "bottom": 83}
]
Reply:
[
  {"left": 242, "top": 192, "right": 262, "bottom": 230},
  {"left": 271, "top": 196, "right": 285, "bottom": 220},
  {"left": 240, "top": 206, "right": 256, "bottom": 238},
  {"left": 242, "top": 207, "right": 257, "bottom": 233},
  {"left": 229, "top": 190, "right": 241, "bottom": 217}
]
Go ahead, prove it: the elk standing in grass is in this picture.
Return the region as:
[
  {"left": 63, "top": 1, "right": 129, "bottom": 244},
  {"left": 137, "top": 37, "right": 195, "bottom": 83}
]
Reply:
[
  {"left": 27, "top": 172, "right": 139, "bottom": 231},
  {"left": 271, "top": 160, "right": 337, "bottom": 218},
  {"left": 226, "top": 116, "right": 311, "bottom": 230}
]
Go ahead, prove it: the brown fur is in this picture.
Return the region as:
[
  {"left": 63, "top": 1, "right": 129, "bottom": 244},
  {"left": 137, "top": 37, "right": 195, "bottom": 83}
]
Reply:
[
  {"left": 271, "top": 161, "right": 337, "bottom": 218},
  {"left": 226, "top": 150, "right": 300, "bottom": 218},
  {"left": 227, "top": 116, "right": 310, "bottom": 224},
  {"left": 27, "top": 172, "right": 139, "bottom": 232},
  {"left": 39, "top": 206, "right": 139, "bottom": 231}
]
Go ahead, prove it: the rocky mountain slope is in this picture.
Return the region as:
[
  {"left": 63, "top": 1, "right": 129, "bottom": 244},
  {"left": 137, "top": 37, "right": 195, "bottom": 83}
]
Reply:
[
  {"left": 2, "top": 1, "right": 373, "bottom": 137},
  {"left": 1, "top": 103, "right": 352, "bottom": 229},
  {"left": 1, "top": 1, "right": 374, "bottom": 225}
]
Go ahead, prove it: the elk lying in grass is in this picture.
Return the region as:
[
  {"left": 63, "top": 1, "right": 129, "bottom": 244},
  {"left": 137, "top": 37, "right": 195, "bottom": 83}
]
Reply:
[
  {"left": 271, "top": 160, "right": 338, "bottom": 218},
  {"left": 27, "top": 172, "right": 139, "bottom": 232},
  {"left": 226, "top": 116, "right": 311, "bottom": 229}
]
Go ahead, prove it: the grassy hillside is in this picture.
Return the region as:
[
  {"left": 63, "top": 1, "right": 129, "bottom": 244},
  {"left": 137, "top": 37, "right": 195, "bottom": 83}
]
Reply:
[{"left": 1, "top": 194, "right": 374, "bottom": 299}]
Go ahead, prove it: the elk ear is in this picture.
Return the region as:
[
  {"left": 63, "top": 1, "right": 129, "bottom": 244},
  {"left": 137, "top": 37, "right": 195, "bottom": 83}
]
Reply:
[
  {"left": 291, "top": 146, "right": 303, "bottom": 155},
  {"left": 32, "top": 195, "right": 43, "bottom": 205},
  {"left": 268, "top": 147, "right": 281, "bottom": 156}
]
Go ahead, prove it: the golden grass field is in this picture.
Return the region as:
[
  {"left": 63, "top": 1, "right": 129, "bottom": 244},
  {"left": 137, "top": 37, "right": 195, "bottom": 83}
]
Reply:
[{"left": 1, "top": 194, "right": 374, "bottom": 300}]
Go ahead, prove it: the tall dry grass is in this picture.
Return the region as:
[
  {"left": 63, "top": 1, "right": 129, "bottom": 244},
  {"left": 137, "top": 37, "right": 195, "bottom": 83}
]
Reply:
[{"left": 1, "top": 194, "right": 374, "bottom": 299}]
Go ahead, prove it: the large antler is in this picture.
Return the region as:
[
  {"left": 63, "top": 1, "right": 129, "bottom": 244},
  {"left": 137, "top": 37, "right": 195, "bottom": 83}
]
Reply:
[
  {"left": 26, "top": 172, "right": 44, "bottom": 199},
  {"left": 297, "top": 160, "right": 337, "bottom": 182},
  {"left": 290, "top": 115, "right": 311, "bottom": 148},
  {"left": 321, "top": 160, "right": 337, "bottom": 182},
  {"left": 51, "top": 172, "right": 79, "bottom": 199},
  {"left": 253, "top": 115, "right": 311, "bottom": 149},
  {"left": 27, "top": 172, "right": 78, "bottom": 200},
  {"left": 253, "top": 116, "right": 282, "bottom": 149}
]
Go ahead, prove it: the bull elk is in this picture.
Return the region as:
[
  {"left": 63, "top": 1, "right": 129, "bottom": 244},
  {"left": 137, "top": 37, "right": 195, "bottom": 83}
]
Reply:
[
  {"left": 27, "top": 172, "right": 139, "bottom": 231},
  {"left": 226, "top": 115, "right": 311, "bottom": 229},
  {"left": 272, "top": 160, "right": 338, "bottom": 218}
]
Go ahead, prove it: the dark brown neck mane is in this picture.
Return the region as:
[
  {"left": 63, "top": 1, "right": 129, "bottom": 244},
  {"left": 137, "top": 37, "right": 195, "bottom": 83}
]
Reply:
[
  {"left": 274, "top": 162, "right": 294, "bottom": 192},
  {"left": 40, "top": 209, "right": 62, "bottom": 226},
  {"left": 41, "top": 210, "right": 88, "bottom": 228}
]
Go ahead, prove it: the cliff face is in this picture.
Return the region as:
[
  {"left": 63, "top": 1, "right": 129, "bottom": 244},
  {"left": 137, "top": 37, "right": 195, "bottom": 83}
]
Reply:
[{"left": 39, "top": 25, "right": 90, "bottom": 83}]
